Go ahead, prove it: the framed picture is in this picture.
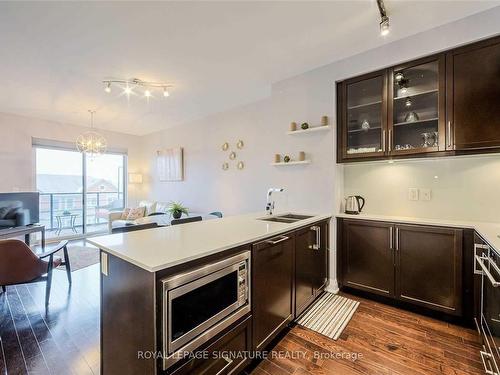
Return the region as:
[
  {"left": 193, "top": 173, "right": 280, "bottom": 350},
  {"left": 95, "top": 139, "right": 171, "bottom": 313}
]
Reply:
[{"left": 157, "top": 147, "right": 184, "bottom": 181}]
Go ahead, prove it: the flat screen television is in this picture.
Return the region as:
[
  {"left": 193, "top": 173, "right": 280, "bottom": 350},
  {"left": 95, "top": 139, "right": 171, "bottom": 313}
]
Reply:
[{"left": 0, "top": 192, "right": 40, "bottom": 228}]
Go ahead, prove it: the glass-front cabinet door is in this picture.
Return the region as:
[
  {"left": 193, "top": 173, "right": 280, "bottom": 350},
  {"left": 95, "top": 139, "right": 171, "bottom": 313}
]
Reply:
[
  {"left": 341, "top": 70, "right": 388, "bottom": 160},
  {"left": 388, "top": 55, "right": 445, "bottom": 154}
]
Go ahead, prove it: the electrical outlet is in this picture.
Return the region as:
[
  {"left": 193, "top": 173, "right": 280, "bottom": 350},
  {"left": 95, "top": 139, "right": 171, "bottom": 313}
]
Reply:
[
  {"left": 408, "top": 188, "right": 419, "bottom": 201},
  {"left": 420, "top": 188, "right": 431, "bottom": 201}
]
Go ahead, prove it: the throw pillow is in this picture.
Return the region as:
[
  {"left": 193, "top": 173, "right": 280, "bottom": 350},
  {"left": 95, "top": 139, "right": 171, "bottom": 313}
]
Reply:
[
  {"left": 126, "top": 207, "right": 145, "bottom": 220},
  {"left": 155, "top": 202, "right": 169, "bottom": 214},
  {"left": 0, "top": 206, "right": 10, "bottom": 219},
  {"left": 120, "top": 208, "right": 131, "bottom": 220}
]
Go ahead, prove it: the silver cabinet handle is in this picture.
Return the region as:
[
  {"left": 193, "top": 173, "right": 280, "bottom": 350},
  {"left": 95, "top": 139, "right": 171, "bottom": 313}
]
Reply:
[
  {"left": 309, "top": 226, "right": 320, "bottom": 250},
  {"left": 215, "top": 356, "right": 234, "bottom": 375},
  {"left": 382, "top": 130, "right": 386, "bottom": 152},
  {"left": 447, "top": 121, "right": 452, "bottom": 148},
  {"left": 474, "top": 243, "right": 490, "bottom": 275},
  {"left": 265, "top": 235, "right": 289, "bottom": 245},
  {"left": 395, "top": 227, "right": 399, "bottom": 251},
  {"left": 480, "top": 350, "right": 498, "bottom": 375},
  {"left": 388, "top": 129, "right": 392, "bottom": 152},
  {"left": 389, "top": 227, "right": 393, "bottom": 250},
  {"left": 475, "top": 255, "right": 500, "bottom": 287}
]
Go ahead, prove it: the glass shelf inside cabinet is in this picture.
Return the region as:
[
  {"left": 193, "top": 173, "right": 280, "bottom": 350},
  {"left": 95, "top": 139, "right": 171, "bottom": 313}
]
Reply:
[
  {"left": 393, "top": 61, "right": 439, "bottom": 151},
  {"left": 346, "top": 76, "right": 383, "bottom": 155}
]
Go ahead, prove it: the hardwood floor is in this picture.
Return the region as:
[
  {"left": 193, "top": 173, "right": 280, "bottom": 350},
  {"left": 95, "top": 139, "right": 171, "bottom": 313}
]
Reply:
[
  {"left": 1, "top": 260, "right": 483, "bottom": 375},
  {"left": 251, "top": 294, "right": 484, "bottom": 375},
  {"left": 0, "top": 262, "right": 100, "bottom": 375}
]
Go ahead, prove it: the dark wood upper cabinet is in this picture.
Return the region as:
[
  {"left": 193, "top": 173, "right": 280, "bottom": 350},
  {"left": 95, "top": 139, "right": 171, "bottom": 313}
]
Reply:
[
  {"left": 340, "top": 219, "right": 395, "bottom": 297},
  {"left": 446, "top": 36, "right": 500, "bottom": 150},
  {"left": 395, "top": 224, "right": 463, "bottom": 316},
  {"left": 388, "top": 54, "right": 446, "bottom": 155},
  {"left": 337, "top": 35, "right": 500, "bottom": 163},
  {"left": 338, "top": 70, "right": 388, "bottom": 161},
  {"left": 252, "top": 233, "right": 294, "bottom": 351}
]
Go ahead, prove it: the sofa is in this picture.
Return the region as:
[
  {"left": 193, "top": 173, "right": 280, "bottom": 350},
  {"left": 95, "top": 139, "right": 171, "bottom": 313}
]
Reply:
[
  {"left": 0, "top": 200, "right": 30, "bottom": 229},
  {"left": 108, "top": 201, "right": 170, "bottom": 232}
]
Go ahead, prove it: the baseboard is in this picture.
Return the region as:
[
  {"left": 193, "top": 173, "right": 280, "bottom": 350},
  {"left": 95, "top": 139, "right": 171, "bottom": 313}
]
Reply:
[{"left": 325, "top": 278, "right": 339, "bottom": 294}]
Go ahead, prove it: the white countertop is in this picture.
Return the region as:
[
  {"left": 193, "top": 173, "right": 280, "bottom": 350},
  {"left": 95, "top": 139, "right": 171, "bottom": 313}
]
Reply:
[
  {"left": 336, "top": 213, "right": 500, "bottom": 253},
  {"left": 88, "top": 212, "right": 332, "bottom": 272}
]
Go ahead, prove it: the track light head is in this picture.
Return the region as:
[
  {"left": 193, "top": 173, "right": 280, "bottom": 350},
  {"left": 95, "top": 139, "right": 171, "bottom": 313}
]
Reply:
[
  {"left": 104, "top": 82, "right": 111, "bottom": 93},
  {"left": 163, "top": 87, "right": 170, "bottom": 97},
  {"left": 144, "top": 89, "right": 152, "bottom": 98},
  {"left": 380, "top": 16, "right": 390, "bottom": 36}
]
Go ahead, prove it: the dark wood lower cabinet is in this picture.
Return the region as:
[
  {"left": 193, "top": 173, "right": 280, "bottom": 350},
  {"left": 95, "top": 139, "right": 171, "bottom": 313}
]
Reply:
[
  {"left": 252, "top": 233, "right": 294, "bottom": 351},
  {"left": 395, "top": 224, "right": 463, "bottom": 315},
  {"left": 338, "top": 218, "right": 466, "bottom": 318},
  {"left": 340, "top": 219, "right": 395, "bottom": 297},
  {"left": 295, "top": 222, "right": 329, "bottom": 316},
  {"left": 170, "top": 316, "right": 252, "bottom": 375}
]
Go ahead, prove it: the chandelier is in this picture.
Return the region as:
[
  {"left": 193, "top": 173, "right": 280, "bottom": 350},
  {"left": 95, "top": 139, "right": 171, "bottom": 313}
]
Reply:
[
  {"left": 76, "top": 110, "right": 107, "bottom": 158},
  {"left": 103, "top": 78, "right": 173, "bottom": 99}
]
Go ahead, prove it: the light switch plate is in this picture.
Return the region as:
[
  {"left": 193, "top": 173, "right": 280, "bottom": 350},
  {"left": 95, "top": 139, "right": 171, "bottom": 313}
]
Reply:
[
  {"left": 408, "top": 188, "right": 419, "bottom": 201},
  {"left": 420, "top": 188, "right": 431, "bottom": 201}
]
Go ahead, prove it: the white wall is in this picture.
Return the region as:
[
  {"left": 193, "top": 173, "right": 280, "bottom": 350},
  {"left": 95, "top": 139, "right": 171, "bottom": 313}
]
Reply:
[
  {"left": 344, "top": 155, "right": 500, "bottom": 223},
  {"left": 0, "top": 112, "right": 146, "bottom": 205},
  {"left": 142, "top": 7, "right": 500, "bottom": 290}
]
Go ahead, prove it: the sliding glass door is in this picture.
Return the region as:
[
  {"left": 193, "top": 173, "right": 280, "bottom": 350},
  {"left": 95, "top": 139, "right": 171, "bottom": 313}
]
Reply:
[
  {"left": 35, "top": 146, "right": 126, "bottom": 239},
  {"left": 85, "top": 153, "right": 125, "bottom": 235}
]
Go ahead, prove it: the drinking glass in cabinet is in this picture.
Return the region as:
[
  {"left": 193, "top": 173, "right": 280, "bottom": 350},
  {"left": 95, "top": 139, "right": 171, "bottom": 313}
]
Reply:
[
  {"left": 392, "top": 60, "right": 440, "bottom": 151},
  {"left": 346, "top": 76, "right": 384, "bottom": 155}
]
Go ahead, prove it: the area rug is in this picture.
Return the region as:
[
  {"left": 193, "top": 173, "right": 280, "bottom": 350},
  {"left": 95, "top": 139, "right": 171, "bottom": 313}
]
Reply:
[
  {"left": 296, "top": 293, "right": 360, "bottom": 340},
  {"left": 55, "top": 245, "right": 100, "bottom": 272}
]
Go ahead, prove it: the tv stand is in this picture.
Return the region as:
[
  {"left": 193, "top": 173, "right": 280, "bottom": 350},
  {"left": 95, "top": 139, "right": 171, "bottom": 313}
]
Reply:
[{"left": 0, "top": 224, "right": 45, "bottom": 249}]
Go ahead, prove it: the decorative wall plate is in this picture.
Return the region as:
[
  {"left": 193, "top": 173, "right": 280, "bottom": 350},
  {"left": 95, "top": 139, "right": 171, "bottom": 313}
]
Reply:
[
  {"left": 229, "top": 151, "right": 236, "bottom": 160},
  {"left": 222, "top": 162, "right": 229, "bottom": 170},
  {"left": 237, "top": 161, "right": 244, "bottom": 170},
  {"left": 221, "top": 142, "right": 229, "bottom": 151},
  {"left": 236, "top": 140, "right": 244, "bottom": 149}
]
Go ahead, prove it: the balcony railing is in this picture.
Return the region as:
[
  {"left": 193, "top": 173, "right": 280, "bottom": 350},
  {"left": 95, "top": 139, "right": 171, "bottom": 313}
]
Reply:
[{"left": 39, "top": 192, "right": 124, "bottom": 234}]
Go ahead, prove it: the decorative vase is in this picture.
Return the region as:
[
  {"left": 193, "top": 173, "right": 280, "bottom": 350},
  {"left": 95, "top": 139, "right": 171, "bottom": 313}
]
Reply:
[
  {"left": 298, "top": 151, "right": 305, "bottom": 161},
  {"left": 321, "top": 116, "right": 328, "bottom": 126},
  {"left": 284, "top": 155, "right": 291, "bottom": 163},
  {"left": 172, "top": 211, "right": 182, "bottom": 219},
  {"left": 301, "top": 122, "right": 309, "bottom": 130},
  {"left": 290, "top": 122, "right": 297, "bottom": 131},
  {"left": 274, "top": 154, "right": 281, "bottom": 163}
]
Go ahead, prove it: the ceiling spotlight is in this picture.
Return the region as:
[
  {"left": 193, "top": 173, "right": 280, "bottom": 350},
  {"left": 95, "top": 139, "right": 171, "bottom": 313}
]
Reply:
[
  {"left": 376, "top": 0, "right": 390, "bottom": 36},
  {"left": 395, "top": 72, "right": 404, "bottom": 82},
  {"left": 124, "top": 86, "right": 132, "bottom": 95},
  {"left": 163, "top": 87, "right": 170, "bottom": 97},
  {"left": 144, "top": 90, "right": 152, "bottom": 98},
  {"left": 380, "top": 16, "right": 390, "bottom": 36},
  {"left": 104, "top": 82, "right": 111, "bottom": 93}
]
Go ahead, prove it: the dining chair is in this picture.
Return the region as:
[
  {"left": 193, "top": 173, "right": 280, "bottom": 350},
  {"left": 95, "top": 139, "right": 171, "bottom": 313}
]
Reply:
[{"left": 0, "top": 239, "right": 71, "bottom": 306}]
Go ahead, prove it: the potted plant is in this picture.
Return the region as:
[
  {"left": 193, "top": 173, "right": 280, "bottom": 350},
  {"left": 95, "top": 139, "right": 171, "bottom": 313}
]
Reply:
[{"left": 168, "top": 202, "right": 189, "bottom": 219}]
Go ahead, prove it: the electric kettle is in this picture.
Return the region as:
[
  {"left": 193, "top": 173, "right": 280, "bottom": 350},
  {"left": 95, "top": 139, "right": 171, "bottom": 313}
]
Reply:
[{"left": 345, "top": 195, "right": 365, "bottom": 215}]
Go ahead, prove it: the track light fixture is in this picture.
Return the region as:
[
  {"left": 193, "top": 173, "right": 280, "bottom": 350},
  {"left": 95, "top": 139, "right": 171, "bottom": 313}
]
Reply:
[
  {"left": 103, "top": 78, "right": 173, "bottom": 100},
  {"left": 376, "top": 0, "right": 390, "bottom": 36}
]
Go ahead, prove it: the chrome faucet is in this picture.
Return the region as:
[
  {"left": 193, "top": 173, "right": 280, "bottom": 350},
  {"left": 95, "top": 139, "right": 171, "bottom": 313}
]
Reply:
[{"left": 266, "top": 188, "right": 284, "bottom": 215}]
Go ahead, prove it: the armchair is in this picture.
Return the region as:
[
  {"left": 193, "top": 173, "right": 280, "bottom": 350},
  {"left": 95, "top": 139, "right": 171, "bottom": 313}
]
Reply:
[{"left": 0, "top": 239, "right": 71, "bottom": 306}]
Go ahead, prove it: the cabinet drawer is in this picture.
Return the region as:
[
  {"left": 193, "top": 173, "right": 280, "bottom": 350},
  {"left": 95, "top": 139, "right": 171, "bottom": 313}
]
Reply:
[{"left": 170, "top": 316, "right": 252, "bottom": 375}]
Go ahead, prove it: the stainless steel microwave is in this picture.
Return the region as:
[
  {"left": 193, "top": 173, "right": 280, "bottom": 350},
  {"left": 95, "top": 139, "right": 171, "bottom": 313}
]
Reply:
[{"left": 161, "top": 251, "right": 251, "bottom": 370}]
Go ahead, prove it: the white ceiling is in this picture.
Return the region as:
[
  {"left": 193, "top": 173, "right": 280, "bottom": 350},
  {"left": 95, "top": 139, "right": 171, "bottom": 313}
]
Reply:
[{"left": 1, "top": 1, "right": 499, "bottom": 135}]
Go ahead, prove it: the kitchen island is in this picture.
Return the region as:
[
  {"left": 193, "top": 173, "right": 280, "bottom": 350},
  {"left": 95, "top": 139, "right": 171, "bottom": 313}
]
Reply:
[{"left": 89, "top": 212, "right": 332, "bottom": 375}]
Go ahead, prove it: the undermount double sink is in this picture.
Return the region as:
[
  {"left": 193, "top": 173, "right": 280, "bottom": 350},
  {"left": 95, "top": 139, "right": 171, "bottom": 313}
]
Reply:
[{"left": 259, "top": 213, "right": 313, "bottom": 224}]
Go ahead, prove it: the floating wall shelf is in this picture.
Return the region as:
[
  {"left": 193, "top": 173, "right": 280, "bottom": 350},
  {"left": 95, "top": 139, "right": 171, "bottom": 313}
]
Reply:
[
  {"left": 271, "top": 160, "right": 311, "bottom": 166},
  {"left": 287, "top": 126, "right": 331, "bottom": 135}
]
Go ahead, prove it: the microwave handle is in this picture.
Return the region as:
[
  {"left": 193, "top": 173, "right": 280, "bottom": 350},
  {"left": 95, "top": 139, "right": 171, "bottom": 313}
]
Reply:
[{"left": 475, "top": 255, "right": 500, "bottom": 288}]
